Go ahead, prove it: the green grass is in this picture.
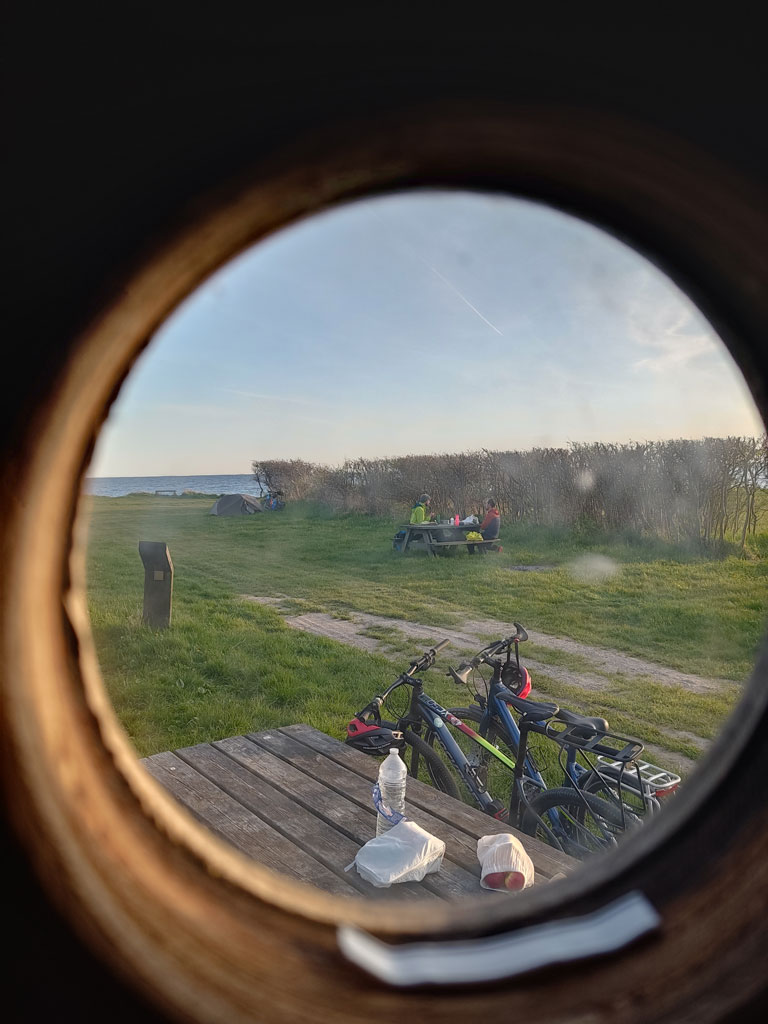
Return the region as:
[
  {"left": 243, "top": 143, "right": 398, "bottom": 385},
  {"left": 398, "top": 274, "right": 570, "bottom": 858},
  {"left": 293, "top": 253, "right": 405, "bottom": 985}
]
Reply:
[
  {"left": 83, "top": 496, "right": 766, "bottom": 766},
  {"left": 527, "top": 670, "right": 737, "bottom": 756}
]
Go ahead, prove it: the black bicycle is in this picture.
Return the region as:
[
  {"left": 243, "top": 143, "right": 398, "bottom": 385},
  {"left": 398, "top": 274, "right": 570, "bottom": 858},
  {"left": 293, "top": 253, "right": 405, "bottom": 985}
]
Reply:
[{"left": 345, "top": 639, "right": 487, "bottom": 807}]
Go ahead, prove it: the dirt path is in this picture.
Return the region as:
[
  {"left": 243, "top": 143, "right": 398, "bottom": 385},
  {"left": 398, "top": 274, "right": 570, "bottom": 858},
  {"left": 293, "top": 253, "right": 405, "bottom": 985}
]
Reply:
[
  {"left": 246, "top": 596, "right": 733, "bottom": 694},
  {"left": 244, "top": 596, "right": 737, "bottom": 776}
]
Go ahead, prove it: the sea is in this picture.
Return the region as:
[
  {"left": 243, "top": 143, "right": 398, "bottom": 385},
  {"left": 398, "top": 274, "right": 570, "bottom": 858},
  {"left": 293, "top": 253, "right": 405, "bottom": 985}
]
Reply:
[{"left": 83, "top": 474, "right": 264, "bottom": 498}]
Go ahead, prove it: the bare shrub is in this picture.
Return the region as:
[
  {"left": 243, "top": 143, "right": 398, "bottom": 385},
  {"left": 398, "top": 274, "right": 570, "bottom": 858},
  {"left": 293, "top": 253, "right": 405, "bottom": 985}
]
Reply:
[{"left": 252, "top": 436, "right": 767, "bottom": 546}]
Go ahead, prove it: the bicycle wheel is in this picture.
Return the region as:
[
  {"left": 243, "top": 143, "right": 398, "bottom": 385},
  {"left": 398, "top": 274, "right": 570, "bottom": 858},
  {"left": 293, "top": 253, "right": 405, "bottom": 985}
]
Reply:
[
  {"left": 441, "top": 706, "right": 519, "bottom": 809},
  {"left": 578, "top": 768, "right": 656, "bottom": 821},
  {"left": 520, "top": 786, "right": 632, "bottom": 860},
  {"left": 400, "top": 727, "right": 461, "bottom": 799}
]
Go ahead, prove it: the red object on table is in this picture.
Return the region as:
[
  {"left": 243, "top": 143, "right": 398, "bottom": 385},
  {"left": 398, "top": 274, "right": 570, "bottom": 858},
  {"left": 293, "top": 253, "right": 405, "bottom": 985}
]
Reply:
[{"left": 483, "top": 871, "right": 526, "bottom": 891}]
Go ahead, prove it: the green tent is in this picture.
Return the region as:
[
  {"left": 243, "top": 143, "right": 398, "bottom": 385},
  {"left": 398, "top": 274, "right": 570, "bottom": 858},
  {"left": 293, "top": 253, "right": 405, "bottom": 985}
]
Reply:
[{"left": 208, "top": 494, "right": 263, "bottom": 516}]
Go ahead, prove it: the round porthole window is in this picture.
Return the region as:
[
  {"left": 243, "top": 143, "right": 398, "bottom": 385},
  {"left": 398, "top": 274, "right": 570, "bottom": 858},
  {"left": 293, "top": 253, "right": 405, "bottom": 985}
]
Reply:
[{"left": 2, "top": 105, "right": 768, "bottom": 1023}]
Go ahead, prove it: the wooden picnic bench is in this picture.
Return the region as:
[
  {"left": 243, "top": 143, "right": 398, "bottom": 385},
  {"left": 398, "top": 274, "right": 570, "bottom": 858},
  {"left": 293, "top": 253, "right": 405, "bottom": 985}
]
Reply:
[
  {"left": 428, "top": 538, "right": 497, "bottom": 553},
  {"left": 398, "top": 522, "right": 496, "bottom": 556},
  {"left": 142, "top": 724, "right": 576, "bottom": 902}
]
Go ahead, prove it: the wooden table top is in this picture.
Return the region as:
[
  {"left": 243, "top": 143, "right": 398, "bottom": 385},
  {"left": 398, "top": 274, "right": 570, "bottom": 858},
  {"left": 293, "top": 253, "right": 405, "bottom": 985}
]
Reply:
[{"left": 142, "top": 724, "right": 576, "bottom": 903}]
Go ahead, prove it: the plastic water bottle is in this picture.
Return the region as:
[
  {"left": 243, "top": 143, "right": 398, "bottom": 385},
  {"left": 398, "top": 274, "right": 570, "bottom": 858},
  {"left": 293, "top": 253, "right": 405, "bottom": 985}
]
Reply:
[
  {"left": 454, "top": 514, "right": 460, "bottom": 526},
  {"left": 376, "top": 748, "right": 407, "bottom": 836}
]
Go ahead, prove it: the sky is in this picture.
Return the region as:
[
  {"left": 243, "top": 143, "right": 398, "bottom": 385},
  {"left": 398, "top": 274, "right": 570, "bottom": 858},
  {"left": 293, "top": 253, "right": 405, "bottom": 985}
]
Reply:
[{"left": 88, "top": 189, "right": 764, "bottom": 478}]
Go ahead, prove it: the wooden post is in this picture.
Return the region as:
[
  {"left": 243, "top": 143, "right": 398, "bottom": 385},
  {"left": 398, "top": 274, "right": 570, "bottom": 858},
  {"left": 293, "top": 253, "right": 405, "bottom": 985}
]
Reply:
[{"left": 138, "top": 541, "right": 173, "bottom": 628}]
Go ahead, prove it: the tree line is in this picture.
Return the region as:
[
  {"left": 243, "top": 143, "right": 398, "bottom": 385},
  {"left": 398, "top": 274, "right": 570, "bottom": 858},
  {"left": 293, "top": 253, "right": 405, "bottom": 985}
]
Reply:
[{"left": 253, "top": 435, "right": 768, "bottom": 549}]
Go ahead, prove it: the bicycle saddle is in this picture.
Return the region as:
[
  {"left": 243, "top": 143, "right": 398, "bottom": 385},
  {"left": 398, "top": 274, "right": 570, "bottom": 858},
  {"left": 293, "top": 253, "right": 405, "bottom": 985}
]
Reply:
[
  {"left": 555, "top": 708, "right": 610, "bottom": 734},
  {"left": 498, "top": 689, "right": 558, "bottom": 721}
]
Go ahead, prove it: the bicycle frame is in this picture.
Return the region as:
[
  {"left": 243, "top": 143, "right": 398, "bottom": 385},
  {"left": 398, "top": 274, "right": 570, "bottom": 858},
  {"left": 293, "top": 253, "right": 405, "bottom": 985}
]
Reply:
[
  {"left": 462, "top": 684, "right": 549, "bottom": 803},
  {"left": 454, "top": 640, "right": 679, "bottom": 819},
  {"left": 347, "top": 642, "right": 550, "bottom": 819},
  {"left": 383, "top": 676, "right": 515, "bottom": 817},
  {"left": 447, "top": 649, "right": 669, "bottom": 839},
  {"left": 488, "top": 694, "right": 660, "bottom": 825},
  {"left": 393, "top": 669, "right": 567, "bottom": 823},
  {"left": 472, "top": 691, "right": 592, "bottom": 786}
]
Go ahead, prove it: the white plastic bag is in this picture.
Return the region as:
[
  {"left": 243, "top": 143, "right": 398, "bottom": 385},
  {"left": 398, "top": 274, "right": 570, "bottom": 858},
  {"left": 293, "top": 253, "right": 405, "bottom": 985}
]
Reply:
[
  {"left": 350, "top": 820, "right": 446, "bottom": 887},
  {"left": 462, "top": 515, "right": 479, "bottom": 525},
  {"left": 477, "top": 833, "right": 535, "bottom": 891}
]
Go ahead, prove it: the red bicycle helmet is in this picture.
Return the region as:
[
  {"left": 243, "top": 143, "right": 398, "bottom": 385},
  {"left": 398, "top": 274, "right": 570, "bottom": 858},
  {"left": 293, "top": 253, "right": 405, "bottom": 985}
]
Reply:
[
  {"left": 345, "top": 719, "right": 404, "bottom": 755},
  {"left": 501, "top": 661, "right": 532, "bottom": 699}
]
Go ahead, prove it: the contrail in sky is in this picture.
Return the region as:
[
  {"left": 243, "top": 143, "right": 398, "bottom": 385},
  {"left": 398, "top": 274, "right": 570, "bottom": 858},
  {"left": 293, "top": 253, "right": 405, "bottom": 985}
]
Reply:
[
  {"left": 368, "top": 205, "right": 504, "bottom": 335},
  {"left": 423, "top": 260, "right": 504, "bottom": 335}
]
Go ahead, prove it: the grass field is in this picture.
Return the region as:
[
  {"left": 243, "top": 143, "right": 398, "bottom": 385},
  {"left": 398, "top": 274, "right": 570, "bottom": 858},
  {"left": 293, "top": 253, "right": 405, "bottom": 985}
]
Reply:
[{"left": 83, "top": 495, "right": 767, "bottom": 774}]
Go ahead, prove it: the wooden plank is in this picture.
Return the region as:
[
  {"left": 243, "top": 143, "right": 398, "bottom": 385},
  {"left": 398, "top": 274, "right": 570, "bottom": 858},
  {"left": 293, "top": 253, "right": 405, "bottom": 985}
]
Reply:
[
  {"left": 429, "top": 540, "right": 489, "bottom": 546},
  {"left": 276, "top": 725, "right": 493, "bottom": 842},
  {"left": 246, "top": 728, "right": 491, "bottom": 876},
  {"left": 142, "top": 750, "right": 362, "bottom": 897},
  {"left": 272, "top": 728, "right": 574, "bottom": 881},
  {"left": 277, "top": 724, "right": 577, "bottom": 880},
  {"left": 428, "top": 540, "right": 495, "bottom": 551},
  {"left": 215, "top": 734, "right": 486, "bottom": 902},
  {"left": 176, "top": 740, "right": 445, "bottom": 902}
]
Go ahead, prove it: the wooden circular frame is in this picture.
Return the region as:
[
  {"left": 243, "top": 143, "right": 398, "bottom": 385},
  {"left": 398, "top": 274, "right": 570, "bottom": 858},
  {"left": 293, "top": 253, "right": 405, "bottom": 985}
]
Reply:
[{"left": 2, "top": 104, "right": 768, "bottom": 1023}]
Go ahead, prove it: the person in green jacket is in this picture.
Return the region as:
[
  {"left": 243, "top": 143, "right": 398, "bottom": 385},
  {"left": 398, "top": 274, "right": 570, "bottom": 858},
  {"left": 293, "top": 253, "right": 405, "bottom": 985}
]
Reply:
[{"left": 410, "top": 493, "right": 435, "bottom": 524}]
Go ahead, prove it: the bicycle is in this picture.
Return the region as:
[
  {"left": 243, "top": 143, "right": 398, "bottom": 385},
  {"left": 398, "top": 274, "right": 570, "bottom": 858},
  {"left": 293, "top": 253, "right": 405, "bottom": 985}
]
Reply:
[
  {"left": 345, "top": 639, "right": 494, "bottom": 808},
  {"left": 262, "top": 490, "right": 286, "bottom": 511},
  {"left": 443, "top": 628, "right": 681, "bottom": 825},
  {"left": 344, "top": 635, "right": 640, "bottom": 858},
  {"left": 441, "top": 636, "right": 655, "bottom": 856}
]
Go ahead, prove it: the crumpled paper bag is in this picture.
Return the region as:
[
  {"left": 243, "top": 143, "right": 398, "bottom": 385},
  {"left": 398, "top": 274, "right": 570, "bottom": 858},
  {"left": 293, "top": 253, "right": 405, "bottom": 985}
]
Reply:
[{"left": 349, "top": 820, "right": 445, "bottom": 887}]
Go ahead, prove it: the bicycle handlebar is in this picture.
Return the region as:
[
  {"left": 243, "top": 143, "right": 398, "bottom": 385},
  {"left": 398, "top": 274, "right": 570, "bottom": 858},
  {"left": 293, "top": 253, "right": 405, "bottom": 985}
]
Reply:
[
  {"left": 351, "top": 639, "right": 451, "bottom": 719},
  {"left": 482, "top": 623, "right": 528, "bottom": 658},
  {"left": 406, "top": 638, "right": 451, "bottom": 675},
  {"left": 450, "top": 623, "right": 528, "bottom": 681}
]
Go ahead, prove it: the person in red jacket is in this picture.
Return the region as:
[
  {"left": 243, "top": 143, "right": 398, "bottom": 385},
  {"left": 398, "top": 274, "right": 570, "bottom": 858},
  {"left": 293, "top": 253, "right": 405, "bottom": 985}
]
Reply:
[{"left": 469, "top": 499, "right": 502, "bottom": 554}]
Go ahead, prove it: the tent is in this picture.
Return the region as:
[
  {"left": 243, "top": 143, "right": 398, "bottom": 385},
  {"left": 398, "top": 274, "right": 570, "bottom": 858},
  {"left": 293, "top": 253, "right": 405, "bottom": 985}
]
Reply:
[{"left": 208, "top": 493, "right": 263, "bottom": 516}]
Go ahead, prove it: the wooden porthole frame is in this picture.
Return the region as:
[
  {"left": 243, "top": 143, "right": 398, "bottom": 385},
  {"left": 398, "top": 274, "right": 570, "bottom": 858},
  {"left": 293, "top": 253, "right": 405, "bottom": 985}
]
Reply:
[{"left": 2, "top": 105, "right": 767, "bottom": 1023}]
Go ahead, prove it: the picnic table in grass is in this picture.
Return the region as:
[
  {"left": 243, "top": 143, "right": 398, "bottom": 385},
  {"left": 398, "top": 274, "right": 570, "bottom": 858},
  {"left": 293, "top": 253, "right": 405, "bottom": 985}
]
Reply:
[
  {"left": 398, "top": 521, "right": 495, "bottom": 556},
  {"left": 142, "top": 724, "right": 576, "bottom": 901}
]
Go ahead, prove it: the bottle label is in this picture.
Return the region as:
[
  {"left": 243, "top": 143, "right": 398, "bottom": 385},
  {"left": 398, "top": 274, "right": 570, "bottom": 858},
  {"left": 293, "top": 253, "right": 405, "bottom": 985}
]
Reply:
[{"left": 372, "top": 782, "right": 406, "bottom": 825}]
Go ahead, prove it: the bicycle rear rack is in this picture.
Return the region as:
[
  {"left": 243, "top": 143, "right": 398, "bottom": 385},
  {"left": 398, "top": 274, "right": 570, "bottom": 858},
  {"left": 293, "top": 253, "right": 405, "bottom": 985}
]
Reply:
[
  {"left": 596, "top": 756, "right": 681, "bottom": 795},
  {"left": 543, "top": 720, "right": 644, "bottom": 763}
]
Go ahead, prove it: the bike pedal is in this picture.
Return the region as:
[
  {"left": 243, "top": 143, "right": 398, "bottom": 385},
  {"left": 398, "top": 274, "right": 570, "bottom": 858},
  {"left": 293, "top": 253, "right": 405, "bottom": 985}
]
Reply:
[{"left": 490, "top": 801, "right": 509, "bottom": 822}]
